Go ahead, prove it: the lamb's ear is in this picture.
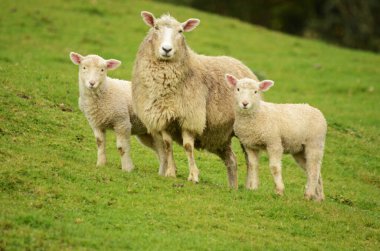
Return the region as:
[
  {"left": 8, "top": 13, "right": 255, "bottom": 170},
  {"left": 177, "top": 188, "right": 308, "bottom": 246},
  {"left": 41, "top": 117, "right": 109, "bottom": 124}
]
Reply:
[
  {"left": 141, "top": 11, "right": 155, "bottom": 27},
  {"left": 70, "top": 52, "right": 83, "bottom": 65},
  {"left": 106, "top": 59, "right": 121, "bottom": 70},
  {"left": 259, "top": 80, "right": 274, "bottom": 92},
  {"left": 225, "top": 74, "right": 238, "bottom": 87},
  {"left": 182, "top": 18, "right": 200, "bottom": 32}
]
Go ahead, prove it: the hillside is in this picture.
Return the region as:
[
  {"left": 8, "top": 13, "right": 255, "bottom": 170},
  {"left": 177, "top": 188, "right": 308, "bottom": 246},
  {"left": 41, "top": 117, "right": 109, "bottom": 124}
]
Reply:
[{"left": 0, "top": 0, "right": 379, "bottom": 250}]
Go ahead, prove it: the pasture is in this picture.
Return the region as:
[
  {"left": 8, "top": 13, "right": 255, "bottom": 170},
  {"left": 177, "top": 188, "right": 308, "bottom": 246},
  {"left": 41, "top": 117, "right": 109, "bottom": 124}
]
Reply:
[{"left": 0, "top": 0, "right": 379, "bottom": 250}]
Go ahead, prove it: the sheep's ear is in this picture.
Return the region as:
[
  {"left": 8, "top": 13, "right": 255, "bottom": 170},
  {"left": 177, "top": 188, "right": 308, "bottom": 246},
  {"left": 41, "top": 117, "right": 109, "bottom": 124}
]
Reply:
[
  {"left": 106, "top": 59, "right": 121, "bottom": 70},
  {"left": 70, "top": 52, "right": 83, "bottom": 65},
  {"left": 259, "top": 80, "right": 274, "bottom": 92},
  {"left": 182, "top": 18, "right": 200, "bottom": 32},
  {"left": 141, "top": 11, "right": 155, "bottom": 27},
  {"left": 225, "top": 74, "right": 238, "bottom": 87}
]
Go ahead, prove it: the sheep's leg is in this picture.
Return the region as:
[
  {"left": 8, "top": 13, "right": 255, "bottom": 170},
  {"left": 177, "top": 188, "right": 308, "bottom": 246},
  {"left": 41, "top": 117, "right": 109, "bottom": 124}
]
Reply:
[
  {"left": 93, "top": 127, "right": 106, "bottom": 166},
  {"left": 304, "top": 145, "right": 324, "bottom": 201},
  {"left": 267, "top": 145, "right": 285, "bottom": 195},
  {"left": 182, "top": 130, "right": 199, "bottom": 183},
  {"left": 245, "top": 148, "right": 260, "bottom": 190},
  {"left": 115, "top": 129, "right": 134, "bottom": 172},
  {"left": 151, "top": 133, "right": 170, "bottom": 176},
  {"left": 292, "top": 152, "right": 306, "bottom": 171},
  {"left": 217, "top": 144, "right": 238, "bottom": 189},
  {"left": 161, "top": 130, "right": 177, "bottom": 177}
]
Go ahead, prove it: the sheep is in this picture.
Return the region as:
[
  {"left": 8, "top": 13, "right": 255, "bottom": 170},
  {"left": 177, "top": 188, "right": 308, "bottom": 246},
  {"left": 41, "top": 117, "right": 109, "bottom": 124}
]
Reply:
[
  {"left": 225, "top": 74, "right": 327, "bottom": 201},
  {"left": 132, "top": 11, "right": 258, "bottom": 188},
  {"left": 69, "top": 52, "right": 161, "bottom": 172}
]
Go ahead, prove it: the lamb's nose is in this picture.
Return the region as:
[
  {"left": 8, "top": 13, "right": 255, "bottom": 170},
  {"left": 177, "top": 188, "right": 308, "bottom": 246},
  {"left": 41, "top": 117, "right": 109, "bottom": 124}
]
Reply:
[
  {"left": 89, "top": 81, "right": 95, "bottom": 87},
  {"left": 162, "top": 47, "right": 172, "bottom": 53},
  {"left": 242, "top": 101, "right": 248, "bottom": 107}
]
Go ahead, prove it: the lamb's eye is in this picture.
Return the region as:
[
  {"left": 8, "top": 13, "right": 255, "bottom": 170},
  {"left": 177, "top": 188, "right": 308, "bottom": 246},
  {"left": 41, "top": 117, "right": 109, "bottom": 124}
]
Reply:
[
  {"left": 237, "top": 88, "right": 240, "bottom": 91},
  {"left": 179, "top": 30, "right": 183, "bottom": 33},
  {"left": 101, "top": 69, "right": 104, "bottom": 72},
  {"left": 254, "top": 91, "right": 258, "bottom": 94},
  {"left": 154, "top": 26, "right": 159, "bottom": 30},
  {"left": 82, "top": 66, "right": 86, "bottom": 70}
]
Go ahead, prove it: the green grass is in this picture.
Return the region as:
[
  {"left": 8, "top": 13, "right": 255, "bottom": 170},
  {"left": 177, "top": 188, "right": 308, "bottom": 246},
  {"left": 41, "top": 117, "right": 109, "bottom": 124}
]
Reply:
[{"left": 1, "top": 0, "right": 379, "bottom": 250}]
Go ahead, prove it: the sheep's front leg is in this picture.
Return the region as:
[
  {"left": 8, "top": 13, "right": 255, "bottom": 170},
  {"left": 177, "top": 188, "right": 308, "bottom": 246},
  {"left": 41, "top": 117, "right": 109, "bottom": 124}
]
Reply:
[
  {"left": 245, "top": 148, "right": 260, "bottom": 190},
  {"left": 161, "top": 130, "right": 177, "bottom": 177},
  {"left": 182, "top": 130, "right": 199, "bottom": 183},
  {"left": 267, "top": 145, "right": 285, "bottom": 195},
  {"left": 115, "top": 129, "right": 134, "bottom": 172},
  {"left": 93, "top": 127, "right": 106, "bottom": 166}
]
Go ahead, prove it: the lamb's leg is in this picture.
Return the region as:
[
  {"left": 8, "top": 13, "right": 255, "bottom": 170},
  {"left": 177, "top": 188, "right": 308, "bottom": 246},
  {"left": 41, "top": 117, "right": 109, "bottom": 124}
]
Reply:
[
  {"left": 115, "top": 129, "right": 134, "bottom": 172},
  {"left": 182, "top": 130, "right": 199, "bottom": 183},
  {"left": 304, "top": 145, "right": 324, "bottom": 201},
  {"left": 267, "top": 145, "right": 285, "bottom": 195},
  {"left": 217, "top": 144, "right": 238, "bottom": 189},
  {"left": 161, "top": 130, "right": 177, "bottom": 177},
  {"left": 292, "top": 151, "right": 306, "bottom": 171},
  {"left": 93, "top": 127, "right": 106, "bottom": 166},
  {"left": 245, "top": 147, "right": 260, "bottom": 190}
]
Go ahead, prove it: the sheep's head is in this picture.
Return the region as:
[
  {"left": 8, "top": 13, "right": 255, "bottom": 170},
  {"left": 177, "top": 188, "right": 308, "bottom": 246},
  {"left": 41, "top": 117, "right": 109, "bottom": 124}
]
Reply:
[
  {"left": 70, "top": 52, "right": 121, "bottom": 90},
  {"left": 225, "top": 74, "right": 274, "bottom": 111},
  {"left": 141, "top": 11, "right": 200, "bottom": 61}
]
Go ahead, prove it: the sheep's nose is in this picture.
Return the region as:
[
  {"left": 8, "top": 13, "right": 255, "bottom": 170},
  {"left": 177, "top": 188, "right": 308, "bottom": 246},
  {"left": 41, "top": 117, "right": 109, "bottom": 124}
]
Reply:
[
  {"left": 162, "top": 47, "right": 172, "bottom": 53},
  {"left": 242, "top": 101, "right": 248, "bottom": 107},
  {"left": 89, "top": 81, "right": 95, "bottom": 87}
]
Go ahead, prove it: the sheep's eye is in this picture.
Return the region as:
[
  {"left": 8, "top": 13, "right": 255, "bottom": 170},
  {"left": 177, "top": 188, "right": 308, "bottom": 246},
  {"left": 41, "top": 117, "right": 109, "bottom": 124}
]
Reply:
[
  {"left": 101, "top": 69, "right": 104, "bottom": 72},
  {"left": 254, "top": 91, "right": 258, "bottom": 94},
  {"left": 154, "top": 26, "right": 159, "bottom": 30},
  {"left": 82, "top": 66, "right": 86, "bottom": 70},
  {"left": 179, "top": 30, "right": 183, "bottom": 33},
  {"left": 237, "top": 88, "right": 240, "bottom": 91}
]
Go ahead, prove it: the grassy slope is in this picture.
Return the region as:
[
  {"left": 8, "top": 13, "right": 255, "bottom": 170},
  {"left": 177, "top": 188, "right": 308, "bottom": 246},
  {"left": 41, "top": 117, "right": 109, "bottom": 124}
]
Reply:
[{"left": 0, "top": 0, "right": 379, "bottom": 250}]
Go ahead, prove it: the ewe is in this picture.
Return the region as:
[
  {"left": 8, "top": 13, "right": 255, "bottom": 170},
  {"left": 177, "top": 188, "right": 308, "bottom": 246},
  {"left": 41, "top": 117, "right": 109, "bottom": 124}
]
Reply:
[
  {"left": 132, "top": 12, "right": 257, "bottom": 188},
  {"left": 226, "top": 74, "right": 326, "bottom": 201},
  {"left": 70, "top": 52, "right": 160, "bottom": 172}
]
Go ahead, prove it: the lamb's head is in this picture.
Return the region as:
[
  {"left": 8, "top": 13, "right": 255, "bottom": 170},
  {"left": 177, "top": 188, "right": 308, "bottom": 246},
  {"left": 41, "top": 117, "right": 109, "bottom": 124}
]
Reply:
[
  {"left": 141, "top": 11, "right": 200, "bottom": 61},
  {"left": 225, "top": 74, "right": 274, "bottom": 112},
  {"left": 70, "top": 52, "right": 121, "bottom": 90}
]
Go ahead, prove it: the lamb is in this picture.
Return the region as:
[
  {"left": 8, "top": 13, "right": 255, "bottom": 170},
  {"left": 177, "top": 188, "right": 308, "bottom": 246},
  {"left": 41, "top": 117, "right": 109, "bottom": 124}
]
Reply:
[
  {"left": 70, "top": 52, "right": 160, "bottom": 172},
  {"left": 225, "top": 74, "right": 327, "bottom": 201},
  {"left": 132, "top": 11, "right": 258, "bottom": 188}
]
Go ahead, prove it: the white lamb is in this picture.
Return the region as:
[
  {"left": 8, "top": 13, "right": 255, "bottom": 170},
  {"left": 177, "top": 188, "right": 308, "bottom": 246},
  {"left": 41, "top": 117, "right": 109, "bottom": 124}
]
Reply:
[
  {"left": 225, "top": 74, "right": 327, "bottom": 201},
  {"left": 70, "top": 52, "right": 159, "bottom": 172}
]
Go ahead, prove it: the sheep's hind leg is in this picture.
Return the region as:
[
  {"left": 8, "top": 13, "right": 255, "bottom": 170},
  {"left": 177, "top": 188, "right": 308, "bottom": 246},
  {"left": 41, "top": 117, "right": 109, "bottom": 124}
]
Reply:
[
  {"left": 217, "top": 144, "right": 238, "bottom": 189},
  {"left": 267, "top": 145, "right": 285, "bottom": 195},
  {"left": 304, "top": 145, "right": 324, "bottom": 201},
  {"left": 182, "top": 130, "right": 199, "bottom": 183},
  {"left": 116, "top": 129, "right": 134, "bottom": 172},
  {"left": 245, "top": 147, "right": 260, "bottom": 190},
  {"left": 93, "top": 127, "right": 106, "bottom": 166},
  {"left": 161, "top": 130, "right": 177, "bottom": 177}
]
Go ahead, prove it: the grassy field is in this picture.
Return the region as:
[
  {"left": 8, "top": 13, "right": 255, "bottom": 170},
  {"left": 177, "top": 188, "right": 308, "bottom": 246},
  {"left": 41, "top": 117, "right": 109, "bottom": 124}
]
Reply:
[{"left": 1, "top": 0, "right": 379, "bottom": 250}]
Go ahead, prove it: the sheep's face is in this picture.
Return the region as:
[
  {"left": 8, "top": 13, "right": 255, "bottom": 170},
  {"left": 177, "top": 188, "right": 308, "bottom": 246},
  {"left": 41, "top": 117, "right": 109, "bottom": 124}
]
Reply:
[
  {"left": 141, "top": 11, "right": 200, "bottom": 61},
  {"left": 70, "top": 53, "right": 121, "bottom": 90},
  {"left": 225, "top": 74, "right": 274, "bottom": 112}
]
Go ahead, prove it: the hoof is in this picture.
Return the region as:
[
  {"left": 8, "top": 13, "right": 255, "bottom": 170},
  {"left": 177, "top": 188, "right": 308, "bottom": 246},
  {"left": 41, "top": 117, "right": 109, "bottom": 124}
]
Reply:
[
  {"left": 165, "top": 167, "right": 177, "bottom": 177},
  {"left": 246, "top": 182, "right": 259, "bottom": 190},
  {"left": 275, "top": 188, "right": 284, "bottom": 196},
  {"left": 122, "top": 165, "right": 134, "bottom": 172}
]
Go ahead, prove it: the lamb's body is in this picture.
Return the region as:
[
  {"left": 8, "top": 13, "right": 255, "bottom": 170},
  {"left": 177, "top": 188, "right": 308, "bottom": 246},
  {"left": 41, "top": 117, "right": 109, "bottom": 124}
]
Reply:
[
  {"left": 226, "top": 75, "right": 326, "bottom": 201},
  {"left": 71, "top": 52, "right": 158, "bottom": 171},
  {"left": 235, "top": 102, "right": 326, "bottom": 154},
  {"left": 133, "top": 13, "right": 257, "bottom": 187}
]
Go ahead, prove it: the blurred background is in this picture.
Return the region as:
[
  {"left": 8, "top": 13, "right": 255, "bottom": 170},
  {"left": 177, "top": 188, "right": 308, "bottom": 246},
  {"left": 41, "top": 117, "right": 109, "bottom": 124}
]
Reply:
[{"left": 158, "top": 0, "right": 380, "bottom": 53}]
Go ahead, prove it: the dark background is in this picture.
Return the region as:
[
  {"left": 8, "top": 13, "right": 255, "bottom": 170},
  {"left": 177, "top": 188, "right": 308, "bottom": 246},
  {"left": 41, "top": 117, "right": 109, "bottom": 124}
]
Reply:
[{"left": 159, "top": 0, "right": 380, "bottom": 53}]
